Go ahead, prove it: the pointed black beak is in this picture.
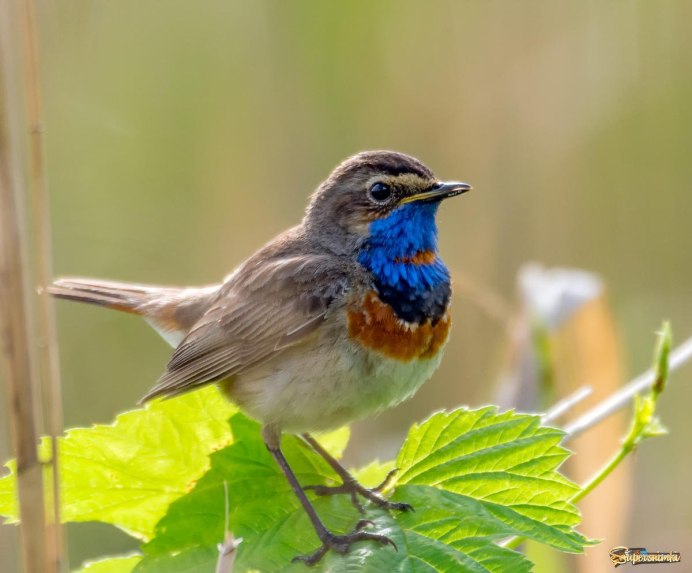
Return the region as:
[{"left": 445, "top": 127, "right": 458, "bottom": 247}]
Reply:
[{"left": 401, "top": 181, "right": 473, "bottom": 204}]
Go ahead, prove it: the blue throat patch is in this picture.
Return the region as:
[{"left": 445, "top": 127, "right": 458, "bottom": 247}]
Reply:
[{"left": 358, "top": 202, "right": 451, "bottom": 324}]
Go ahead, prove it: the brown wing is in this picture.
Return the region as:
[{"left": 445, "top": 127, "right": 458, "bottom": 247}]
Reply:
[{"left": 141, "top": 253, "right": 351, "bottom": 401}]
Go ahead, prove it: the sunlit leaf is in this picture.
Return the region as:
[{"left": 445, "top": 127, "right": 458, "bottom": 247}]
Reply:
[
  {"left": 134, "top": 407, "right": 588, "bottom": 572},
  {"left": 0, "top": 386, "right": 235, "bottom": 539},
  {"left": 396, "top": 407, "right": 585, "bottom": 552},
  {"left": 72, "top": 555, "right": 141, "bottom": 573}
]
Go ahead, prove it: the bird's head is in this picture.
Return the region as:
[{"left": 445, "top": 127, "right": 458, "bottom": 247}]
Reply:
[{"left": 304, "top": 150, "right": 471, "bottom": 257}]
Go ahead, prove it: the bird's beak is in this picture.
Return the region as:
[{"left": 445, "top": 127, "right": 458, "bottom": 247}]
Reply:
[{"left": 400, "top": 181, "right": 473, "bottom": 204}]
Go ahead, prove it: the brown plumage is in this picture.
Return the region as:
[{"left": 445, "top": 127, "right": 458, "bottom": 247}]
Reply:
[
  {"left": 50, "top": 150, "right": 471, "bottom": 564},
  {"left": 48, "top": 278, "right": 217, "bottom": 348}
]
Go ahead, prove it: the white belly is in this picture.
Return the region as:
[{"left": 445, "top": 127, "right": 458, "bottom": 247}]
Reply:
[{"left": 227, "top": 334, "right": 446, "bottom": 433}]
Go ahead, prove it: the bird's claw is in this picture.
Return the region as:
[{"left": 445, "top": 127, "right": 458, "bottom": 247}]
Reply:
[
  {"left": 292, "top": 525, "right": 397, "bottom": 566},
  {"left": 354, "top": 518, "right": 375, "bottom": 530},
  {"left": 372, "top": 467, "right": 400, "bottom": 493},
  {"left": 303, "top": 468, "right": 413, "bottom": 514}
]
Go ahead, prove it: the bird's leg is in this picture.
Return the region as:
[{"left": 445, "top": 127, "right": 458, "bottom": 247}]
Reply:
[
  {"left": 301, "top": 433, "right": 413, "bottom": 514},
  {"left": 262, "top": 427, "right": 396, "bottom": 566}
]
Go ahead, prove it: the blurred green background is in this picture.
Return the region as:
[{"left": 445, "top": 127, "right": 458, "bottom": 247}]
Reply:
[{"left": 2, "top": 1, "right": 692, "bottom": 571}]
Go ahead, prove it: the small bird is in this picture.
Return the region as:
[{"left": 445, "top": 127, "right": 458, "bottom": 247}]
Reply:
[{"left": 49, "top": 150, "right": 471, "bottom": 565}]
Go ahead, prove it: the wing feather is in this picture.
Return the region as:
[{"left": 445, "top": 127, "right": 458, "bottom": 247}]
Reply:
[{"left": 141, "top": 252, "right": 353, "bottom": 402}]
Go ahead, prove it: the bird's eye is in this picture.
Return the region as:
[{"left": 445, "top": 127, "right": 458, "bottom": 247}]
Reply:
[{"left": 368, "top": 182, "right": 392, "bottom": 202}]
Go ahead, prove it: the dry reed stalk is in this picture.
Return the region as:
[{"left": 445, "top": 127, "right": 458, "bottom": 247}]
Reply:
[
  {"left": 0, "top": 0, "right": 63, "bottom": 570},
  {"left": 0, "top": 96, "right": 50, "bottom": 573},
  {"left": 19, "top": 0, "right": 65, "bottom": 569}
]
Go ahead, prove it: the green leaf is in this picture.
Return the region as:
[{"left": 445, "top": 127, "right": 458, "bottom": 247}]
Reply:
[
  {"left": 134, "top": 546, "right": 220, "bottom": 573},
  {"left": 0, "top": 464, "right": 16, "bottom": 522},
  {"left": 1, "top": 395, "right": 588, "bottom": 572},
  {"left": 135, "top": 407, "right": 587, "bottom": 572},
  {"left": 353, "top": 459, "right": 397, "bottom": 488},
  {"left": 312, "top": 425, "right": 350, "bottom": 460},
  {"left": 72, "top": 555, "right": 141, "bottom": 573},
  {"left": 0, "top": 386, "right": 235, "bottom": 539},
  {"left": 396, "top": 407, "right": 586, "bottom": 553},
  {"left": 137, "top": 413, "right": 344, "bottom": 554},
  {"left": 137, "top": 414, "right": 353, "bottom": 571}
]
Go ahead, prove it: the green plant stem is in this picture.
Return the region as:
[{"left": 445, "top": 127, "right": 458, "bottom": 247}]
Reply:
[
  {"left": 570, "top": 440, "right": 633, "bottom": 507},
  {"left": 504, "top": 323, "right": 672, "bottom": 553},
  {"left": 563, "top": 330, "right": 684, "bottom": 442}
]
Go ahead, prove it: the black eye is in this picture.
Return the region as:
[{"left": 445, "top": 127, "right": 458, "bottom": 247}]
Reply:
[{"left": 368, "top": 182, "right": 392, "bottom": 202}]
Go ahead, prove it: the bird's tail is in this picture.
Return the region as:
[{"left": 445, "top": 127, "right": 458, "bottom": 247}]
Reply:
[
  {"left": 47, "top": 277, "right": 166, "bottom": 315},
  {"left": 48, "top": 277, "right": 219, "bottom": 347}
]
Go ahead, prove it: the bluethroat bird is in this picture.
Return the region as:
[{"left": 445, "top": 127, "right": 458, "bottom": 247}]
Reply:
[{"left": 49, "top": 150, "right": 471, "bottom": 565}]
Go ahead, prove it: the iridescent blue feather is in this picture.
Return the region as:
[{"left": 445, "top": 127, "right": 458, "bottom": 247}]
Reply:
[{"left": 358, "top": 202, "right": 451, "bottom": 324}]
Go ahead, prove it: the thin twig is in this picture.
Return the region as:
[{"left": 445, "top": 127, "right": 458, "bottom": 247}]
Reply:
[
  {"left": 541, "top": 386, "right": 592, "bottom": 425},
  {"left": 562, "top": 335, "right": 692, "bottom": 442},
  {"left": 215, "top": 481, "right": 242, "bottom": 573}
]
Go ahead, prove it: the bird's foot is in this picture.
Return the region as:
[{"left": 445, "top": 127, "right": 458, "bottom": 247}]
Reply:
[
  {"left": 292, "top": 519, "right": 396, "bottom": 566},
  {"left": 304, "top": 468, "right": 412, "bottom": 514}
]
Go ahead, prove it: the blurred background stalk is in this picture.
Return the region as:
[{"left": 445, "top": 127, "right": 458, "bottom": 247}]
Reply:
[
  {"left": 0, "top": 0, "right": 64, "bottom": 570},
  {"left": 495, "top": 265, "right": 628, "bottom": 573}
]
